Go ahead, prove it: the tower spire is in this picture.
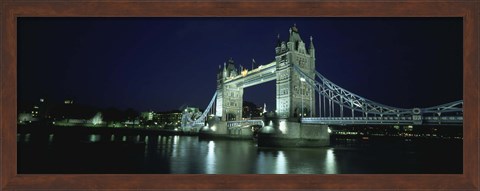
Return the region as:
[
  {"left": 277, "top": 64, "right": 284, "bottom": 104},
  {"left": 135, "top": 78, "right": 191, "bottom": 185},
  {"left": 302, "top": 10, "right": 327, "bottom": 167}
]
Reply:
[
  {"left": 276, "top": 33, "right": 281, "bottom": 47},
  {"left": 309, "top": 36, "right": 315, "bottom": 57},
  {"left": 292, "top": 23, "right": 298, "bottom": 32},
  {"left": 309, "top": 36, "right": 314, "bottom": 49}
]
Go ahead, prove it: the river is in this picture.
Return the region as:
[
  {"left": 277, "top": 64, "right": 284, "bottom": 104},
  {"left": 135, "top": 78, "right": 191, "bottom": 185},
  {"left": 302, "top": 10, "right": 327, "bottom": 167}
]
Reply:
[{"left": 18, "top": 133, "right": 462, "bottom": 174}]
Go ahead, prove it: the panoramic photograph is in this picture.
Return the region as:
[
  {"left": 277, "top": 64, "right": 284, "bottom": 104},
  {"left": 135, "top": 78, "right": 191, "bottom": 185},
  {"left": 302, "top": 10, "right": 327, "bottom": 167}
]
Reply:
[{"left": 17, "top": 17, "right": 463, "bottom": 174}]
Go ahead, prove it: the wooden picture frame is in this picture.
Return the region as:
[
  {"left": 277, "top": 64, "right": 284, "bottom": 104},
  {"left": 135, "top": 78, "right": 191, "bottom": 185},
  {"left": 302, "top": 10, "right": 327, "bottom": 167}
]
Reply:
[{"left": 1, "top": 0, "right": 478, "bottom": 190}]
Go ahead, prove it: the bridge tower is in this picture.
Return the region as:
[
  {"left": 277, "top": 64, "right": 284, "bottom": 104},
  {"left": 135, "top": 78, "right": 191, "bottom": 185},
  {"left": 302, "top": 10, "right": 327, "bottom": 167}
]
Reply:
[
  {"left": 216, "top": 58, "right": 244, "bottom": 121},
  {"left": 275, "top": 25, "right": 316, "bottom": 118}
]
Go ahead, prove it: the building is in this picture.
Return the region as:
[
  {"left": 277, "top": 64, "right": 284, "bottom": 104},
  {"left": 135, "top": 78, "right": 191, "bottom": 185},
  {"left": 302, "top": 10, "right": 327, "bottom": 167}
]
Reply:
[
  {"left": 18, "top": 98, "right": 47, "bottom": 123},
  {"left": 139, "top": 110, "right": 182, "bottom": 127},
  {"left": 242, "top": 101, "right": 264, "bottom": 119},
  {"left": 141, "top": 111, "right": 155, "bottom": 121}
]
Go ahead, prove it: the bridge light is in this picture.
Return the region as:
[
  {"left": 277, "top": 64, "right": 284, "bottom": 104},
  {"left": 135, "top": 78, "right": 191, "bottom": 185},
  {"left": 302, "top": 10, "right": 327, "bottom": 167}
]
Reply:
[
  {"left": 241, "top": 69, "right": 248, "bottom": 77},
  {"left": 279, "top": 119, "right": 287, "bottom": 134},
  {"left": 300, "top": 77, "right": 306, "bottom": 82}
]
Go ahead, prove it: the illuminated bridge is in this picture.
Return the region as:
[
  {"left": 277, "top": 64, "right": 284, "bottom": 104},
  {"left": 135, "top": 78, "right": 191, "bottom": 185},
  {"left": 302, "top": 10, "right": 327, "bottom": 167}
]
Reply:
[
  {"left": 181, "top": 25, "right": 463, "bottom": 130},
  {"left": 293, "top": 64, "right": 463, "bottom": 126}
]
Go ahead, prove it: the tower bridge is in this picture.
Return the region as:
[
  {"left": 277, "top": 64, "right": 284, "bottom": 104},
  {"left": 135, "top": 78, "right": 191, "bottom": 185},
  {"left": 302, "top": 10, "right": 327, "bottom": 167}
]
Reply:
[
  {"left": 215, "top": 24, "right": 317, "bottom": 121},
  {"left": 182, "top": 25, "right": 463, "bottom": 146}
]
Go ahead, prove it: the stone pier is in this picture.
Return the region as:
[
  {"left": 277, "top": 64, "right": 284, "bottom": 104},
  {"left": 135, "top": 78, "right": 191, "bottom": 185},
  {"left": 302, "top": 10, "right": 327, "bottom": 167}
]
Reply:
[
  {"left": 198, "top": 118, "right": 253, "bottom": 139},
  {"left": 199, "top": 117, "right": 330, "bottom": 147},
  {"left": 257, "top": 118, "right": 330, "bottom": 147}
]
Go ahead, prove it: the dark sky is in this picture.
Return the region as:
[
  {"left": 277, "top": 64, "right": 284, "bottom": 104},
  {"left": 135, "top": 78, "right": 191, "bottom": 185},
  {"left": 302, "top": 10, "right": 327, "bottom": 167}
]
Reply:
[{"left": 18, "top": 17, "right": 462, "bottom": 112}]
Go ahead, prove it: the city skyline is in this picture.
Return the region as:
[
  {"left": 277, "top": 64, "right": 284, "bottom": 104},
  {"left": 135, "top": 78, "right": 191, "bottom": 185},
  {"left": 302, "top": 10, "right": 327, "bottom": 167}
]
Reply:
[{"left": 18, "top": 17, "right": 462, "bottom": 112}]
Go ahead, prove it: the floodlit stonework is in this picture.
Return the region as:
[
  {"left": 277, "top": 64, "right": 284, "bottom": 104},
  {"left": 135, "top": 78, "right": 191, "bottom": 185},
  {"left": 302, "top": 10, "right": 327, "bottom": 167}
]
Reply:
[{"left": 216, "top": 25, "right": 316, "bottom": 120}]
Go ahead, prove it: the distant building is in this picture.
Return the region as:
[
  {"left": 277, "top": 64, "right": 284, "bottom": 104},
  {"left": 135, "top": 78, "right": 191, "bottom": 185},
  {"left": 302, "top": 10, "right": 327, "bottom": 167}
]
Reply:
[
  {"left": 242, "top": 101, "right": 264, "bottom": 119},
  {"left": 139, "top": 110, "right": 186, "bottom": 127},
  {"left": 19, "top": 98, "right": 47, "bottom": 123},
  {"left": 53, "top": 112, "right": 104, "bottom": 127},
  {"left": 141, "top": 111, "right": 155, "bottom": 121},
  {"left": 64, "top": 99, "right": 74, "bottom": 104},
  {"left": 18, "top": 112, "right": 36, "bottom": 124},
  {"left": 155, "top": 110, "right": 183, "bottom": 126},
  {"left": 31, "top": 105, "right": 40, "bottom": 118}
]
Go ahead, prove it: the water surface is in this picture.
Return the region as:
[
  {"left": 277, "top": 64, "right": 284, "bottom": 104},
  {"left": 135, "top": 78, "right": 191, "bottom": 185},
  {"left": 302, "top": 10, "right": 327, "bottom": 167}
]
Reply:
[{"left": 18, "top": 134, "right": 462, "bottom": 174}]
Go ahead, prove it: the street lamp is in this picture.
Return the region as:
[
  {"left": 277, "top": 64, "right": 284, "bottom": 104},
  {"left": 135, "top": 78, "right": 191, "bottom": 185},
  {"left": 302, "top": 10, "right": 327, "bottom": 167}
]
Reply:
[{"left": 300, "top": 77, "right": 306, "bottom": 118}]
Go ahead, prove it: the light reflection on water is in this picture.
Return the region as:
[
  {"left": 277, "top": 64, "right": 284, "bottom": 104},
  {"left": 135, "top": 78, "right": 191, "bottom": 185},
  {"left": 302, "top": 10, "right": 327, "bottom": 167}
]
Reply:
[
  {"left": 157, "top": 135, "right": 335, "bottom": 174},
  {"left": 206, "top": 141, "right": 216, "bottom": 174},
  {"left": 275, "top": 151, "right": 287, "bottom": 174},
  {"left": 89, "top": 134, "right": 100, "bottom": 142},
  {"left": 325, "top": 148, "right": 337, "bottom": 174},
  {"left": 48, "top": 134, "right": 54, "bottom": 143},
  {"left": 17, "top": 133, "right": 463, "bottom": 174},
  {"left": 25, "top": 133, "right": 31, "bottom": 142}
]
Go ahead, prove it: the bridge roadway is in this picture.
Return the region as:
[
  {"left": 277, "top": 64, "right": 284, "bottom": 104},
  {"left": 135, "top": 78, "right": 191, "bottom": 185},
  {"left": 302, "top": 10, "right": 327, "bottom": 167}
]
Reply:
[
  {"left": 226, "top": 120, "right": 264, "bottom": 128},
  {"left": 224, "top": 61, "right": 276, "bottom": 88},
  {"left": 302, "top": 116, "right": 463, "bottom": 125},
  {"left": 225, "top": 115, "right": 463, "bottom": 128}
]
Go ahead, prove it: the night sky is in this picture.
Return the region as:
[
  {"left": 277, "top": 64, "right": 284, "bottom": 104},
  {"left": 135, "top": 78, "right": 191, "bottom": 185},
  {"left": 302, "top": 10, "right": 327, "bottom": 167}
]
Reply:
[{"left": 18, "top": 17, "right": 462, "bottom": 112}]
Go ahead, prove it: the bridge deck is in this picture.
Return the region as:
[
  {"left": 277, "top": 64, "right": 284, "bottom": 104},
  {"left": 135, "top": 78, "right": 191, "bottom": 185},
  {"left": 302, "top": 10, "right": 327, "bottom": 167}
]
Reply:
[
  {"left": 227, "top": 120, "right": 264, "bottom": 127},
  {"left": 224, "top": 61, "right": 276, "bottom": 88},
  {"left": 302, "top": 116, "right": 463, "bottom": 125}
]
